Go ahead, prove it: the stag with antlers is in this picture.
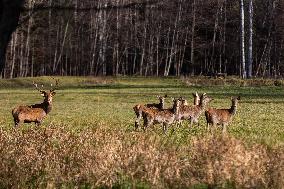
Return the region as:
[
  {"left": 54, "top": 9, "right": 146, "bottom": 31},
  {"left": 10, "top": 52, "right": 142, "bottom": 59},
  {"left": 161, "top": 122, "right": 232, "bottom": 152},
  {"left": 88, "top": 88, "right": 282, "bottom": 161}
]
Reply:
[{"left": 12, "top": 79, "right": 59, "bottom": 127}]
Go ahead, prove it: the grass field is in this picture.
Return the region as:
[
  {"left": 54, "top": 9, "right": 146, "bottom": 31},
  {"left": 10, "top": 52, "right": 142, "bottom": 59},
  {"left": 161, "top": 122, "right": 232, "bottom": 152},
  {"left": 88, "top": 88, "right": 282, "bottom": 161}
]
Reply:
[{"left": 0, "top": 76, "right": 283, "bottom": 188}]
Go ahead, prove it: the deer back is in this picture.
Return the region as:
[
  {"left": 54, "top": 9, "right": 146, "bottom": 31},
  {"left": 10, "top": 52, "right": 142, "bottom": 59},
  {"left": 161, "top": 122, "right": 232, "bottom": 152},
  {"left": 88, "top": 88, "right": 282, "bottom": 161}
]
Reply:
[{"left": 12, "top": 105, "right": 47, "bottom": 122}]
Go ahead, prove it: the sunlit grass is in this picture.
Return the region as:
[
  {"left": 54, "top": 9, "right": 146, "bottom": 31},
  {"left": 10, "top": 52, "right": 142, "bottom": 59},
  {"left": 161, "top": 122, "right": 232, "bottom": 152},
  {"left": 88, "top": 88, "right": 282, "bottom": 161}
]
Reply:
[
  {"left": 1, "top": 76, "right": 283, "bottom": 147},
  {"left": 0, "top": 76, "right": 283, "bottom": 188}
]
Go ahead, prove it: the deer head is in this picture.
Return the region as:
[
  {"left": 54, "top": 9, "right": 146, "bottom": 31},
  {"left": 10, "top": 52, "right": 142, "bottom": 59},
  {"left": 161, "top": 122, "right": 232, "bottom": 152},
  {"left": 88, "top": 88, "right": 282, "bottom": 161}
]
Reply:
[
  {"left": 231, "top": 96, "right": 241, "bottom": 107},
  {"left": 33, "top": 79, "right": 59, "bottom": 104},
  {"left": 178, "top": 96, "right": 188, "bottom": 106},
  {"left": 200, "top": 93, "right": 213, "bottom": 106}
]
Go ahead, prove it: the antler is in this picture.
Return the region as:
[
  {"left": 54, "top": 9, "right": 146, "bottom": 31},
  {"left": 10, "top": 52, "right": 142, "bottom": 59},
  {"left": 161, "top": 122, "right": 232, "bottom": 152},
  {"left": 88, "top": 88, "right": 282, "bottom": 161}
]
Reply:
[
  {"left": 50, "top": 78, "right": 59, "bottom": 92},
  {"left": 32, "top": 81, "right": 44, "bottom": 93}
]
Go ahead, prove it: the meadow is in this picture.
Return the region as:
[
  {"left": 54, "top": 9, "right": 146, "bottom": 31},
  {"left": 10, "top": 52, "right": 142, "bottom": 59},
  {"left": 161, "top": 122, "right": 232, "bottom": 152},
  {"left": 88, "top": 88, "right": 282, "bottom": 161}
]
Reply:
[{"left": 0, "top": 76, "right": 283, "bottom": 188}]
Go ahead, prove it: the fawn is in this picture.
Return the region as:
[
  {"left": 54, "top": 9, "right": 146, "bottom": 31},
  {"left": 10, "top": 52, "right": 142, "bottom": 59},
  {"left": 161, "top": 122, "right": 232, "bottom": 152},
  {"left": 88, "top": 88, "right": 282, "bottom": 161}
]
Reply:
[
  {"left": 178, "top": 93, "right": 213, "bottom": 127},
  {"left": 205, "top": 96, "right": 241, "bottom": 133},
  {"left": 133, "top": 95, "right": 167, "bottom": 129},
  {"left": 12, "top": 80, "right": 58, "bottom": 127},
  {"left": 140, "top": 98, "right": 181, "bottom": 133}
]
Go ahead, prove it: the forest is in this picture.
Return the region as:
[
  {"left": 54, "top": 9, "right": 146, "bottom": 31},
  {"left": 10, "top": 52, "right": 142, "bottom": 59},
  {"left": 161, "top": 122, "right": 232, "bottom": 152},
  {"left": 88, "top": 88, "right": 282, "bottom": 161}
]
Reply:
[{"left": 1, "top": 0, "right": 284, "bottom": 78}]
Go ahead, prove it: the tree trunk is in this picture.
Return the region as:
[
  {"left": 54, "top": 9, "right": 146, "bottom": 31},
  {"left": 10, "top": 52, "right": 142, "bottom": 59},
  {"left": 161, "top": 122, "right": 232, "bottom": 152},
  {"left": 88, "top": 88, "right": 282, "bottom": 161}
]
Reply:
[
  {"left": 0, "top": 0, "right": 24, "bottom": 77},
  {"left": 247, "top": 0, "right": 253, "bottom": 78},
  {"left": 240, "top": 0, "right": 246, "bottom": 79},
  {"left": 9, "top": 31, "right": 17, "bottom": 78},
  {"left": 190, "top": 0, "right": 196, "bottom": 75}
]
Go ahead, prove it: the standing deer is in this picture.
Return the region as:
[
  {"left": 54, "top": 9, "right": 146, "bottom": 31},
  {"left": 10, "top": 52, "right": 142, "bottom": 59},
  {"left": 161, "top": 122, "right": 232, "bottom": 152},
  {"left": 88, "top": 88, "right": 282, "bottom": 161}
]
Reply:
[
  {"left": 12, "top": 80, "right": 59, "bottom": 127},
  {"left": 179, "top": 92, "right": 200, "bottom": 106},
  {"left": 140, "top": 98, "right": 181, "bottom": 133},
  {"left": 178, "top": 93, "right": 213, "bottom": 127},
  {"left": 205, "top": 96, "right": 241, "bottom": 133},
  {"left": 192, "top": 92, "right": 200, "bottom": 105},
  {"left": 133, "top": 95, "right": 167, "bottom": 129},
  {"left": 177, "top": 92, "right": 200, "bottom": 126}
]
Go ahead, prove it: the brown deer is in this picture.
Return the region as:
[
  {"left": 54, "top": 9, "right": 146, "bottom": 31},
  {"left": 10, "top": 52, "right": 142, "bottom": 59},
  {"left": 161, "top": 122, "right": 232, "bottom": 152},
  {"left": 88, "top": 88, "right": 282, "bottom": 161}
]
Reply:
[
  {"left": 12, "top": 80, "right": 59, "bottom": 127},
  {"left": 178, "top": 96, "right": 188, "bottom": 106},
  {"left": 140, "top": 98, "right": 181, "bottom": 133},
  {"left": 179, "top": 92, "right": 200, "bottom": 106},
  {"left": 192, "top": 92, "right": 200, "bottom": 105},
  {"left": 178, "top": 93, "right": 213, "bottom": 127},
  {"left": 133, "top": 95, "right": 167, "bottom": 129},
  {"left": 205, "top": 96, "right": 240, "bottom": 133}
]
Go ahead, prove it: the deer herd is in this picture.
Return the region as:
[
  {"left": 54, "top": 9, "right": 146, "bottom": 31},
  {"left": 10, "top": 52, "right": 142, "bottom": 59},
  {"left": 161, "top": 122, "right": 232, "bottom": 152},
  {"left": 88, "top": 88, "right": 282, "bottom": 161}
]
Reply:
[
  {"left": 133, "top": 93, "right": 241, "bottom": 133},
  {"left": 11, "top": 80, "right": 240, "bottom": 134}
]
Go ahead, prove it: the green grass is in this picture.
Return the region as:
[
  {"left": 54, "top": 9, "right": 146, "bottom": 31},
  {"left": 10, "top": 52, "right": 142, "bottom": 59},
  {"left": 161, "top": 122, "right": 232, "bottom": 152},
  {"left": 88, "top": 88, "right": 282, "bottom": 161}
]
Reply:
[
  {"left": 0, "top": 76, "right": 283, "bottom": 147},
  {"left": 0, "top": 76, "right": 284, "bottom": 188}
]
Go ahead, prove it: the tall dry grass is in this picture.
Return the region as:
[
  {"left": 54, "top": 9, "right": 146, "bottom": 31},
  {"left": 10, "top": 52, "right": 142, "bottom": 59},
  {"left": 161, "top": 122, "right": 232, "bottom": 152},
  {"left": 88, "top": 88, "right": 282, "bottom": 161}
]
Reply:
[{"left": 0, "top": 125, "right": 283, "bottom": 188}]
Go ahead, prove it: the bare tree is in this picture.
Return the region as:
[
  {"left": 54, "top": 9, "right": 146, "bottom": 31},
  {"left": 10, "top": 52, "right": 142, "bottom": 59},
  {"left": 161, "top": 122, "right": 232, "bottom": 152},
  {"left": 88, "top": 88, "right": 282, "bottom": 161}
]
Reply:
[
  {"left": 247, "top": 0, "right": 253, "bottom": 78},
  {"left": 240, "top": 0, "right": 246, "bottom": 78}
]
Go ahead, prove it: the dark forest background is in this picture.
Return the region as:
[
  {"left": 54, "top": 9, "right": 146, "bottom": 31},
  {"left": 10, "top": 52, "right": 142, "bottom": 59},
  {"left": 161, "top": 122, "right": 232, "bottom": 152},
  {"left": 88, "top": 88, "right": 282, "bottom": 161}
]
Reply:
[{"left": 2, "top": 0, "right": 284, "bottom": 78}]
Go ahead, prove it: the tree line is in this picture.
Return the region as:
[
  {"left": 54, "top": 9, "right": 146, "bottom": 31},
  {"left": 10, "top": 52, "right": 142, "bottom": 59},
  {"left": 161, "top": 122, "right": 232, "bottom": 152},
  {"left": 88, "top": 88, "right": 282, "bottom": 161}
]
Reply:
[{"left": 1, "top": 0, "right": 284, "bottom": 78}]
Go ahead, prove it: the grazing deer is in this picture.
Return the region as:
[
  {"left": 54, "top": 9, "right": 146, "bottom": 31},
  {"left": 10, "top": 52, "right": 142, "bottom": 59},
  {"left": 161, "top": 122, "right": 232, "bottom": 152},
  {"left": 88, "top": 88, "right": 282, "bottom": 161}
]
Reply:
[
  {"left": 141, "top": 98, "right": 181, "bottom": 133},
  {"left": 178, "top": 93, "right": 213, "bottom": 127},
  {"left": 205, "top": 96, "right": 241, "bottom": 133},
  {"left": 133, "top": 95, "right": 167, "bottom": 129},
  {"left": 12, "top": 80, "right": 59, "bottom": 127}
]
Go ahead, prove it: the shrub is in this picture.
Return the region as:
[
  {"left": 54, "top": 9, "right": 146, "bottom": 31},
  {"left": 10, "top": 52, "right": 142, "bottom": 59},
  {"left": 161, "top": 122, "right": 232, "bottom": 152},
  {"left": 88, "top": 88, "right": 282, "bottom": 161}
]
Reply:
[{"left": 0, "top": 126, "right": 282, "bottom": 188}]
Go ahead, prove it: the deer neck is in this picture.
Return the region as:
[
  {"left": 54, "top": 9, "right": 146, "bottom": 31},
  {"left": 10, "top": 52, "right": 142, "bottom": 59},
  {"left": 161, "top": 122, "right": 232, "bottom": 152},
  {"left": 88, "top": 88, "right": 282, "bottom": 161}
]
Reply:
[
  {"left": 42, "top": 100, "right": 53, "bottom": 114},
  {"left": 194, "top": 98, "right": 199, "bottom": 106},
  {"left": 172, "top": 104, "right": 180, "bottom": 115},
  {"left": 230, "top": 105, "right": 237, "bottom": 115},
  {"left": 159, "top": 101, "right": 164, "bottom": 109},
  {"left": 198, "top": 101, "right": 207, "bottom": 111}
]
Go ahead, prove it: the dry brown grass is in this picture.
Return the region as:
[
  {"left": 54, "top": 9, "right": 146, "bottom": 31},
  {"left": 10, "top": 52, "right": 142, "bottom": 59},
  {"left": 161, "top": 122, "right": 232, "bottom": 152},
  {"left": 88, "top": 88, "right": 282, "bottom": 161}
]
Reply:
[{"left": 0, "top": 125, "right": 283, "bottom": 189}]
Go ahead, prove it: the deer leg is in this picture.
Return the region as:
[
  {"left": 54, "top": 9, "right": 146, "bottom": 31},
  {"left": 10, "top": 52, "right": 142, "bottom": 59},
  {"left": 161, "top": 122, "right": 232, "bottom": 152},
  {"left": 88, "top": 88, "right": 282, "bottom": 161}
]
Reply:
[
  {"left": 189, "top": 118, "right": 194, "bottom": 128},
  {"left": 13, "top": 118, "right": 19, "bottom": 128},
  {"left": 14, "top": 121, "right": 20, "bottom": 128},
  {"left": 176, "top": 120, "right": 181, "bottom": 127},
  {"left": 222, "top": 124, "right": 227, "bottom": 134},
  {"left": 211, "top": 123, "right": 217, "bottom": 134},
  {"left": 207, "top": 122, "right": 210, "bottom": 132},
  {"left": 135, "top": 112, "right": 142, "bottom": 130},
  {"left": 36, "top": 121, "right": 42, "bottom": 127},
  {"left": 142, "top": 119, "right": 147, "bottom": 131},
  {"left": 16, "top": 120, "right": 23, "bottom": 128},
  {"left": 162, "top": 123, "right": 168, "bottom": 134},
  {"left": 213, "top": 122, "right": 218, "bottom": 131},
  {"left": 143, "top": 117, "right": 153, "bottom": 131},
  {"left": 134, "top": 121, "right": 139, "bottom": 130}
]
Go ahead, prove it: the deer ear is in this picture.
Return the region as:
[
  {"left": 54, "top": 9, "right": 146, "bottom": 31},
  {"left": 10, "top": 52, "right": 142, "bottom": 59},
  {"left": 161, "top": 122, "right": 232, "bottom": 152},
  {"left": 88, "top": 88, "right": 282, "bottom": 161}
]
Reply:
[
  {"left": 192, "top": 92, "right": 198, "bottom": 96},
  {"left": 237, "top": 96, "right": 241, "bottom": 100},
  {"left": 41, "top": 92, "right": 45, "bottom": 96},
  {"left": 51, "top": 91, "right": 56, "bottom": 96},
  {"left": 164, "top": 94, "right": 168, "bottom": 98}
]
